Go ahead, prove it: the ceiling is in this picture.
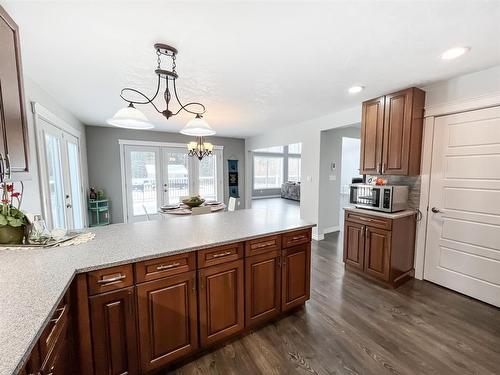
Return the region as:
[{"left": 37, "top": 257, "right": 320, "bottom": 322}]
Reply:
[{"left": 3, "top": 0, "right": 500, "bottom": 138}]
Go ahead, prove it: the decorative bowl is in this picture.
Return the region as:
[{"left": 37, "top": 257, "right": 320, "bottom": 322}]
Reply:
[{"left": 182, "top": 197, "right": 205, "bottom": 208}]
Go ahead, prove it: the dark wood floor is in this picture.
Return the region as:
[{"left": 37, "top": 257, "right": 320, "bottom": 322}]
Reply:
[{"left": 167, "top": 233, "right": 500, "bottom": 375}]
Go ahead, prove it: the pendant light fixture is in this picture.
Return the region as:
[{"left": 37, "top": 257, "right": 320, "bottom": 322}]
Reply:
[{"left": 108, "top": 43, "right": 216, "bottom": 145}]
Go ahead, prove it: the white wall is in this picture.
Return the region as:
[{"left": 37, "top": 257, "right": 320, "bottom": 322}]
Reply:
[
  {"left": 245, "top": 106, "right": 361, "bottom": 239},
  {"left": 21, "top": 77, "right": 88, "bottom": 216}
]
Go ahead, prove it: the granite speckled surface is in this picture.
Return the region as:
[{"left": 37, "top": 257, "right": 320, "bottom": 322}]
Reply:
[
  {"left": 0, "top": 209, "right": 314, "bottom": 375},
  {"left": 344, "top": 206, "right": 417, "bottom": 219}
]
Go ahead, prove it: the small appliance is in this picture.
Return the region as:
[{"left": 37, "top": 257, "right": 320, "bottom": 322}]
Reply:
[{"left": 349, "top": 184, "right": 409, "bottom": 213}]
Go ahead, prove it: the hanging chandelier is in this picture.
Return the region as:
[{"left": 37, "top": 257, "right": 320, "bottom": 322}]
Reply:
[{"left": 107, "top": 44, "right": 216, "bottom": 160}]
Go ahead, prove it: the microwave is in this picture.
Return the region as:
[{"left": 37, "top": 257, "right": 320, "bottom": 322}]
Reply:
[{"left": 349, "top": 184, "right": 409, "bottom": 213}]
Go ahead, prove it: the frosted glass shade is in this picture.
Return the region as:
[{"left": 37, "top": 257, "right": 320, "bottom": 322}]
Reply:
[
  {"left": 180, "top": 115, "right": 216, "bottom": 136},
  {"left": 107, "top": 104, "right": 154, "bottom": 129}
]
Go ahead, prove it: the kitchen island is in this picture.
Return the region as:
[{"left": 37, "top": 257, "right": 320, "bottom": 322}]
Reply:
[{"left": 0, "top": 209, "right": 314, "bottom": 375}]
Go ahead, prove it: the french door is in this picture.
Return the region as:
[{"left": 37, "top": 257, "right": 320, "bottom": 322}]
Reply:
[
  {"left": 123, "top": 144, "right": 223, "bottom": 222},
  {"left": 37, "top": 117, "right": 85, "bottom": 230}
]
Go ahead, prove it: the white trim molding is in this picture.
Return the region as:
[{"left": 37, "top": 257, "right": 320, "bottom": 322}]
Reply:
[
  {"left": 118, "top": 139, "right": 224, "bottom": 150},
  {"left": 424, "top": 91, "right": 500, "bottom": 118},
  {"left": 31, "top": 102, "right": 81, "bottom": 138}
]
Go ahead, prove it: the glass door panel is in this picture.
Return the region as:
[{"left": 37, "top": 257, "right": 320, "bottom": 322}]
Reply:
[
  {"left": 125, "top": 146, "right": 160, "bottom": 221},
  {"left": 66, "top": 137, "right": 84, "bottom": 229},
  {"left": 44, "top": 131, "right": 66, "bottom": 229},
  {"left": 163, "top": 149, "right": 190, "bottom": 204},
  {"left": 198, "top": 155, "right": 217, "bottom": 201}
]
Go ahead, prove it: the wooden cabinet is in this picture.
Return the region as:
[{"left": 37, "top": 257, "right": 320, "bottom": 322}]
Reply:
[
  {"left": 364, "top": 226, "right": 391, "bottom": 281},
  {"left": 89, "top": 287, "right": 139, "bottom": 375},
  {"left": 198, "top": 259, "right": 245, "bottom": 347},
  {"left": 136, "top": 271, "right": 198, "bottom": 372},
  {"left": 343, "top": 221, "right": 365, "bottom": 270},
  {"left": 360, "top": 87, "right": 425, "bottom": 176},
  {"left": 0, "top": 5, "right": 29, "bottom": 180},
  {"left": 343, "top": 209, "right": 416, "bottom": 287},
  {"left": 282, "top": 243, "right": 311, "bottom": 312},
  {"left": 245, "top": 250, "right": 281, "bottom": 327},
  {"left": 360, "top": 96, "right": 385, "bottom": 175}
]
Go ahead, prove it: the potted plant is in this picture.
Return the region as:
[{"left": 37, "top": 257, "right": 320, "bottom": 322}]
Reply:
[{"left": 0, "top": 182, "right": 27, "bottom": 244}]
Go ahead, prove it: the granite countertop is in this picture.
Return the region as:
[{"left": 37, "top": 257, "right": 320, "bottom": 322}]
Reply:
[
  {"left": 0, "top": 209, "right": 314, "bottom": 375},
  {"left": 344, "top": 206, "right": 417, "bottom": 219}
]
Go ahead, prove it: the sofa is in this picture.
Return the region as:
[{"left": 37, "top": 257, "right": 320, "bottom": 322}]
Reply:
[{"left": 281, "top": 182, "right": 300, "bottom": 201}]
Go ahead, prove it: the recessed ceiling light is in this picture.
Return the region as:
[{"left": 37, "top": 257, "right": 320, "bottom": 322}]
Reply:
[
  {"left": 348, "top": 85, "right": 364, "bottom": 94},
  {"left": 441, "top": 46, "right": 470, "bottom": 60}
]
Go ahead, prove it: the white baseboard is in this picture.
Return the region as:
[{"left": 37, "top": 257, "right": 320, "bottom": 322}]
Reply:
[
  {"left": 324, "top": 226, "right": 340, "bottom": 234},
  {"left": 251, "top": 195, "right": 281, "bottom": 200},
  {"left": 312, "top": 233, "right": 324, "bottom": 241}
]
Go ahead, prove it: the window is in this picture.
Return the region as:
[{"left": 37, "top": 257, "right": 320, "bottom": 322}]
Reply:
[
  {"left": 253, "top": 155, "right": 283, "bottom": 189},
  {"left": 198, "top": 154, "right": 218, "bottom": 201},
  {"left": 288, "top": 143, "right": 302, "bottom": 154},
  {"left": 253, "top": 146, "right": 284, "bottom": 153},
  {"left": 288, "top": 157, "right": 301, "bottom": 183}
]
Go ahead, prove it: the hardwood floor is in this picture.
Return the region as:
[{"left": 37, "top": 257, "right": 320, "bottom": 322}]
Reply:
[{"left": 167, "top": 232, "right": 500, "bottom": 375}]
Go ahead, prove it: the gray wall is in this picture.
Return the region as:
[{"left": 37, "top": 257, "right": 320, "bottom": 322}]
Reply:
[
  {"left": 85, "top": 126, "right": 245, "bottom": 223},
  {"left": 318, "top": 125, "right": 360, "bottom": 235}
]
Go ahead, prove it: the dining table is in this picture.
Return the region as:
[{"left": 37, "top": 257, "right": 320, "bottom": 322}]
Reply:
[{"left": 158, "top": 202, "right": 226, "bottom": 215}]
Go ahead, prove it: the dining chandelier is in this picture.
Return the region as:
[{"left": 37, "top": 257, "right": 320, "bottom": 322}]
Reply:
[{"left": 107, "top": 43, "right": 216, "bottom": 160}]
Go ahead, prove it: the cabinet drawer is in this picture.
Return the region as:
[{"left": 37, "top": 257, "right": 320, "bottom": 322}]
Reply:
[
  {"left": 197, "top": 242, "right": 243, "bottom": 268},
  {"left": 135, "top": 252, "right": 196, "bottom": 283},
  {"left": 87, "top": 264, "right": 134, "bottom": 295},
  {"left": 345, "top": 211, "right": 392, "bottom": 230},
  {"left": 40, "top": 311, "right": 68, "bottom": 374},
  {"left": 39, "top": 293, "right": 69, "bottom": 361},
  {"left": 245, "top": 235, "right": 281, "bottom": 257},
  {"left": 282, "top": 229, "right": 311, "bottom": 248}
]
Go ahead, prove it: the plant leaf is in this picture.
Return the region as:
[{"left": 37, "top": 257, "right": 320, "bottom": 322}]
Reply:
[{"left": 0, "top": 215, "right": 7, "bottom": 226}]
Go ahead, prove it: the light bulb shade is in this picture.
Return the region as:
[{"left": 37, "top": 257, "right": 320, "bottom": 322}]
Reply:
[
  {"left": 204, "top": 142, "right": 213, "bottom": 152},
  {"left": 107, "top": 104, "right": 154, "bottom": 129},
  {"left": 187, "top": 141, "right": 198, "bottom": 150},
  {"left": 180, "top": 115, "right": 216, "bottom": 136}
]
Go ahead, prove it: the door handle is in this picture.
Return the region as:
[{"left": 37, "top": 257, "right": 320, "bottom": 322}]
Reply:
[
  {"left": 431, "top": 207, "right": 441, "bottom": 213},
  {"left": 66, "top": 203, "right": 72, "bottom": 208}
]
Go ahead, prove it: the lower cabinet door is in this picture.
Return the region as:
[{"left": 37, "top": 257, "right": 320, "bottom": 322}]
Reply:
[
  {"left": 245, "top": 251, "right": 281, "bottom": 327},
  {"left": 136, "top": 271, "right": 198, "bottom": 372},
  {"left": 198, "top": 259, "right": 244, "bottom": 347},
  {"left": 282, "top": 243, "right": 311, "bottom": 312},
  {"left": 364, "top": 226, "right": 391, "bottom": 281},
  {"left": 89, "top": 287, "right": 139, "bottom": 375},
  {"left": 343, "top": 221, "right": 365, "bottom": 270}
]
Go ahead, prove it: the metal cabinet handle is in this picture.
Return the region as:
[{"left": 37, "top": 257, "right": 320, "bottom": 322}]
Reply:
[
  {"left": 5, "top": 154, "right": 11, "bottom": 179},
  {"left": 381, "top": 163, "right": 385, "bottom": 174},
  {"left": 97, "top": 274, "right": 126, "bottom": 284},
  {"left": 157, "top": 262, "right": 181, "bottom": 270},
  {"left": 255, "top": 241, "right": 275, "bottom": 248},
  {"left": 292, "top": 235, "right": 306, "bottom": 241},
  {"left": 49, "top": 305, "right": 66, "bottom": 324},
  {"left": 212, "top": 251, "right": 232, "bottom": 258},
  {"left": 0, "top": 154, "right": 4, "bottom": 182}
]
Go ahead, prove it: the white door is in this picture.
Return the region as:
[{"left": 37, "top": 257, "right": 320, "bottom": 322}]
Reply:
[
  {"left": 124, "top": 145, "right": 161, "bottom": 222},
  {"left": 424, "top": 106, "right": 500, "bottom": 307},
  {"left": 162, "top": 148, "right": 191, "bottom": 205},
  {"left": 37, "top": 119, "right": 85, "bottom": 230}
]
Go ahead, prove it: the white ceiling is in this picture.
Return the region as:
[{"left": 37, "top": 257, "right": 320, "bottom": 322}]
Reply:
[{"left": 3, "top": 0, "right": 500, "bottom": 138}]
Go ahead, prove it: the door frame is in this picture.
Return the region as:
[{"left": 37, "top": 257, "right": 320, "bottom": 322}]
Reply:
[
  {"left": 32, "top": 102, "right": 87, "bottom": 228},
  {"left": 119, "top": 139, "right": 224, "bottom": 223},
  {"left": 414, "top": 92, "right": 500, "bottom": 280}
]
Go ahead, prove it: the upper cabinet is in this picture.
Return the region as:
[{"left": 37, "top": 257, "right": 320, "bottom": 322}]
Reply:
[
  {"left": 0, "top": 5, "right": 30, "bottom": 180},
  {"left": 360, "top": 87, "right": 425, "bottom": 176}
]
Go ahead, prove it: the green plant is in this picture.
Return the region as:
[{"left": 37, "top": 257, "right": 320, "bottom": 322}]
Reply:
[{"left": 0, "top": 182, "right": 26, "bottom": 227}]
